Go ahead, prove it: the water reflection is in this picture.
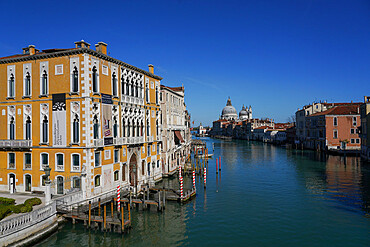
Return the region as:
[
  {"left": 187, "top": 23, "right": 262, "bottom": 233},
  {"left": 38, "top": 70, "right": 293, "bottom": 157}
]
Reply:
[{"left": 288, "top": 149, "right": 370, "bottom": 215}]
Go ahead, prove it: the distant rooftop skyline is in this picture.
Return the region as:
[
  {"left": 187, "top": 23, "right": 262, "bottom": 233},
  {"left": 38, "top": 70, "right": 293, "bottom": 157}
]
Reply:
[{"left": 0, "top": 0, "right": 369, "bottom": 126}]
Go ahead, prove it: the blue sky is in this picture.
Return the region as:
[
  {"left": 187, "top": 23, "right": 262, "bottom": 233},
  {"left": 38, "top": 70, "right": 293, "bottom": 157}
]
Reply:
[{"left": 1, "top": 0, "right": 369, "bottom": 126}]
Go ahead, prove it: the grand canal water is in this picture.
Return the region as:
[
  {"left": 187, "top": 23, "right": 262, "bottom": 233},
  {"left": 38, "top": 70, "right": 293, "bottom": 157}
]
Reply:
[{"left": 37, "top": 138, "right": 370, "bottom": 246}]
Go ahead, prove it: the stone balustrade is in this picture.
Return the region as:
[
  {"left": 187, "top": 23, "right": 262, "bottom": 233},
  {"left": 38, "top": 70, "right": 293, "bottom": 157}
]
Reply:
[
  {"left": 55, "top": 191, "right": 83, "bottom": 210},
  {"left": 0, "top": 201, "right": 56, "bottom": 238},
  {"left": 0, "top": 140, "right": 32, "bottom": 148}
]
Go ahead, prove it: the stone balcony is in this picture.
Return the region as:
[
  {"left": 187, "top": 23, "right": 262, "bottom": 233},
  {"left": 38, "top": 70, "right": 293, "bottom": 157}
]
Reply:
[
  {"left": 127, "top": 136, "right": 145, "bottom": 145},
  {"left": 146, "top": 136, "right": 154, "bottom": 143},
  {"left": 93, "top": 139, "right": 104, "bottom": 147},
  {"left": 168, "top": 125, "right": 186, "bottom": 130},
  {"left": 0, "top": 140, "right": 32, "bottom": 149},
  {"left": 121, "top": 95, "right": 144, "bottom": 106}
]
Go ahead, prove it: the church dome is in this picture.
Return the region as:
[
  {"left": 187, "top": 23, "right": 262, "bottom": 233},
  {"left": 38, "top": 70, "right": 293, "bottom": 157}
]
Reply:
[
  {"left": 221, "top": 98, "right": 238, "bottom": 120},
  {"left": 239, "top": 105, "right": 248, "bottom": 117}
]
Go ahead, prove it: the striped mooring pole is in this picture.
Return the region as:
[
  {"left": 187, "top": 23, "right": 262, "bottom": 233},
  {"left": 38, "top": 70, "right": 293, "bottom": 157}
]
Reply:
[
  {"left": 204, "top": 166, "right": 207, "bottom": 188},
  {"left": 216, "top": 157, "right": 219, "bottom": 174},
  {"left": 192, "top": 170, "right": 196, "bottom": 189},
  {"left": 180, "top": 169, "right": 184, "bottom": 199},
  {"left": 117, "top": 185, "right": 121, "bottom": 212}
]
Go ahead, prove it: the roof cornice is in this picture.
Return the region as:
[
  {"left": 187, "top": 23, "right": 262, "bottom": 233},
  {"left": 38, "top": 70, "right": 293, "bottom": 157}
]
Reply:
[{"left": 0, "top": 48, "right": 162, "bottom": 80}]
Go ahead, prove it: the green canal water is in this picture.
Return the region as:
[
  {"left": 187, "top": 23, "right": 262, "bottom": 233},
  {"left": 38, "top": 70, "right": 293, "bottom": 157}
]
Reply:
[{"left": 37, "top": 138, "right": 370, "bottom": 246}]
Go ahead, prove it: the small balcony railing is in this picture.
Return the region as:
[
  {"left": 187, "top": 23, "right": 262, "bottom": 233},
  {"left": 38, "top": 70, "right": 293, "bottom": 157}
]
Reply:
[
  {"left": 126, "top": 136, "right": 145, "bottom": 145},
  {"left": 56, "top": 165, "right": 64, "bottom": 171},
  {"left": 146, "top": 136, "right": 154, "bottom": 143},
  {"left": 72, "top": 165, "right": 80, "bottom": 172},
  {"left": 0, "top": 140, "right": 32, "bottom": 148},
  {"left": 122, "top": 95, "right": 144, "bottom": 106},
  {"left": 93, "top": 139, "right": 104, "bottom": 147}
]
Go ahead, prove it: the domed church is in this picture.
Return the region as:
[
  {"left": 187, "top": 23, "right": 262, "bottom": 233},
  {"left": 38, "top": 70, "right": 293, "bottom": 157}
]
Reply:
[
  {"left": 239, "top": 105, "right": 252, "bottom": 120},
  {"left": 220, "top": 98, "right": 252, "bottom": 121},
  {"left": 221, "top": 98, "right": 238, "bottom": 121}
]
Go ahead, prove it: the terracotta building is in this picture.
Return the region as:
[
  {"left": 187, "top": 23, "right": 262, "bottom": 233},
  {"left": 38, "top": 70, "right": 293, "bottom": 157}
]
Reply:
[{"left": 306, "top": 104, "right": 361, "bottom": 152}]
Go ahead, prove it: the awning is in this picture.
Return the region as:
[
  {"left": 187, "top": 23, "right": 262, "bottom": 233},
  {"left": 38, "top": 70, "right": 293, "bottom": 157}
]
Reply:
[{"left": 174, "top": 130, "right": 185, "bottom": 143}]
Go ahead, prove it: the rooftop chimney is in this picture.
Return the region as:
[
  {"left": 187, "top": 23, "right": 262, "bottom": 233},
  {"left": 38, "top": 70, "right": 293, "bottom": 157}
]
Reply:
[
  {"left": 75, "top": 40, "right": 91, "bottom": 49},
  {"left": 148, "top": 64, "right": 154, "bottom": 74},
  {"left": 23, "top": 45, "right": 38, "bottom": 55},
  {"left": 95, "top": 42, "right": 107, "bottom": 55}
]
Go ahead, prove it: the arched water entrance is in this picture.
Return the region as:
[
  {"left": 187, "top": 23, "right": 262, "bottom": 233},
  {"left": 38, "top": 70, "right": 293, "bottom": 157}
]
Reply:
[{"left": 129, "top": 153, "right": 137, "bottom": 187}]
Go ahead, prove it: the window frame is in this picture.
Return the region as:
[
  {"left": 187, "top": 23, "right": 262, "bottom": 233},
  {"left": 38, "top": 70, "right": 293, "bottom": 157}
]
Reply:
[
  {"left": 71, "top": 66, "right": 79, "bottom": 93},
  {"left": 8, "top": 152, "right": 16, "bottom": 169},
  {"left": 114, "top": 170, "right": 119, "bottom": 181},
  {"left": 24, "top": 152, "right": 32, "bottom": 170},
  {"left": 71, "top": 153, "right": 80, "bottom": 172},
  {"left": 95, "top": 152, "right": 101, "bottom": 167},
  {"left": 55, "top": 153, "right": 64, "bottom": 171},
  {"left": 8, "top": 73, "right": 15, "bottom": 98},
  {"left": 40, "top": 153, "right": 49, "bottom": 171},
  {"left": 40, "top": 70, "right": 48, "bottom": 96},
  {"left": 114, "top": 149, "right": 119, "bottom": 163},
  {"left": 24, "top": 72, "right": 31, "bottom": 97},
  {"left": 333, "top": 129, "right": 338, "bottom": 139},
  {"left": 94, "top": 175, "right": 101, "bottom": 187}
]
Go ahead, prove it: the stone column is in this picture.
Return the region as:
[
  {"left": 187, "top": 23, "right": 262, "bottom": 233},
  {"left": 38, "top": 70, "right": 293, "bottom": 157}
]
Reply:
[
  {"left": 81, "top": 173, "right": 87, "bottom": 200},
  {"left": 45, "top": 180, "right": 51, "bottom": 205}
]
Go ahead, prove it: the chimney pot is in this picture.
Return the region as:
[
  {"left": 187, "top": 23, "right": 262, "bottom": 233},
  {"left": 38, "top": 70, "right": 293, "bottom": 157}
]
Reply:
[
  {"left": 75, "top": 40, "right": 91, "bottom": 49},
  {"left": 29, "top": 45, "right": 36, "bottom": 55},
  {"left": 95, "top": 42, "right": 108, "bottom": 54},
  {"left": 148, "top": 64, "right": 154, "bottom": 74}
]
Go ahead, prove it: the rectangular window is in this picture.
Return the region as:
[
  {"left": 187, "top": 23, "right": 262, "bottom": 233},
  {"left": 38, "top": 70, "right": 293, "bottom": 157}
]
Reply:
[
  {"left": 114, "top": 171, "right": 119, "bottom": 181},
  {"left": 114, "top": 149, "right": 119, "bottom": 163},
  {"left": 333, "top": 117, "right": 337, "bottom": 126},
  {"left": 356, "top": 139, "right": 360, "bottom": 144},
  {"left": 72, "top": 154, "right": 80, "bottom": 171},
  {"left": 333, "top": 130, "right": 338, "bottom": 139},
  {"left": 351, "top": 139, "right": 355, "bottom": 144},
  {"left": 56, "top": 154, "right": 64, "bottom": 171},
  {"left": 353, "top": 117, "right": 357, "bottom": 126},
  {"left": 25, "top": 153, "right": 31, "bottom": 169},
  {"left": 148, "top": 145, "right": 150, "bottom": 155},
  {"left": 55, "top": 65, "right": 63, "bottom": 75},
  {"left": 95, "top": 152, "right": 100, "bottom": 167},
  {"left": 73, "top": 120, "right": 79, "bottom": 143},
  {"left": 8, "top": 153, "right": 15, "bottom": 169},
  {"left": 350, "top": 129, "right": 355, "bottom": 134},
  {"left": 41, "top": 153, "right": 48, "bottom": 169}
]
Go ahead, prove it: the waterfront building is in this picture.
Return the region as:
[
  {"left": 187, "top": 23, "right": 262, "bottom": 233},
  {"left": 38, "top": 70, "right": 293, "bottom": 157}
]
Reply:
[
  {"left": 360, "top": 96, "right": 370, "bottom": 161},
  {"left": 295, "top": 102, "right": 330, "bottom": 144},
  {"left": 0, "top": 41, "right": 162, "bottom": 197},
  {"left": 197, "top": 123, "right": 207, "bottom": 136},
  {"left": 306, "top": 104, "right": 361, "bottom": 151},
  {"left": 160, "top": 85, "right": 191, "bottom": 177}
]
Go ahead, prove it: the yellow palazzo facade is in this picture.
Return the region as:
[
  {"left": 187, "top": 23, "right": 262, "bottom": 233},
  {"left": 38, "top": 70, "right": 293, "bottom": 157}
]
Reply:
[{"left": 0, "top": 41, "right": 162, "bottom": 197}]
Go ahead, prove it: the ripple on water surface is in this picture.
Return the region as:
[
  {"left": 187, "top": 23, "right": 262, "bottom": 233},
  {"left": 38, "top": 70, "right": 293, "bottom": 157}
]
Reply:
[{"left": 36, "top": 139, "right": 370, "bottom": 247}]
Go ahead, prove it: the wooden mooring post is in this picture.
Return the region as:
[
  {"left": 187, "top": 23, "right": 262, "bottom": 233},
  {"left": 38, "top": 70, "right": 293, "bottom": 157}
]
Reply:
[
  {"left": 104, "top": 204, "right": 107, "bottom": 231},
  {"left": 88, "top": 201, "right": 91, "bottom": 228}
]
